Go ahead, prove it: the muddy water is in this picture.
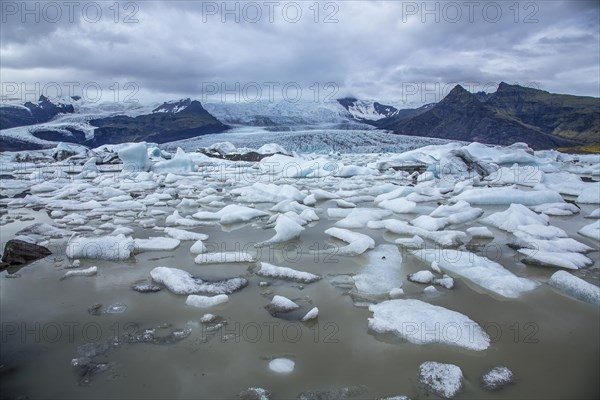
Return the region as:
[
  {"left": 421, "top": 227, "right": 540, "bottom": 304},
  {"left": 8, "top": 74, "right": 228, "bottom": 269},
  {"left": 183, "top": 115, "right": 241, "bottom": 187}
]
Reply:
[{"left": 1, "top": 202, "right": 599, "bottom": 399}]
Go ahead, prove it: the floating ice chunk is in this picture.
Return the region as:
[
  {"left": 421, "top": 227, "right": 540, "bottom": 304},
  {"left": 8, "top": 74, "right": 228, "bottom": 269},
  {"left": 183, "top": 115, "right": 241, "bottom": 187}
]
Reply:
[
  {"left": 200, "top": 313, "right": 216, "bottom": 323},
  {"left": 481, "top": 366, "right": 515, "bottom": 391},
  {"left": 165, "top": 210, "right": 204, "bottom": 227},
  {"left": 485, "top": 164, "right": 544, "bottom": 186},
  {"left": 334, "top": 165, "right": 378, "bottom": 177},
  {"left": 55, "top": 200, "right": 102, "bottom": 211},
  {"left": 454, "top": 187, "right": 563, "bottom": 206},
  {"left": 152, "top": 148, "right": 195, "bottom": 174},
  {"left": 190, "top": 240, "right": 206, "bottom": 254},
  {"left": 207, "top": 141, "right": 237, "bottom": 154},
  {"left": 407, "top": 270, "right": 435, "bottom": 284},
  {"left": 134, "top": 237, "right": 180, "bottom": 252},
  {"left": 30, "top": 181, "right": 59, "bottom": 194},
  {"left": 186, "top": 294, "right": 229, "bottom": 308},
  {"left": 481, "top": 204, "right": 549, "bottom": 232},
  {"left": 378, "top": 198, "right": 419, "bottom": 214},
  {"left": 374, "top": 186, "right": 414, "bottom": 203},
  {"left": 111, "top": 227, "right": 134, "bottom": 236},
  {"left": 513, "top": 224, "right": 567, "bottom": 239},
  {"left": 588, "top": 208, "right": 600, "bottom": 219},
  {"left": 268, "top": 358, "right": 295, "bottom": 374},
  {"left": 434, "top": 275, "right": 455, "bottom": 289},
  {"left": 466, "top": 227, "right": 494, "bottom": 238},
  {"left": 270, "top": 200, "right": 311, "bottom": 214},
  {"left": 579, "top": 220, "right": 600, "bottom": 241},
  {"left": 104, "top": 302, "right": 128, "bottom": 314},
  {"left": 231, "top": 182, "right": 305, "bottom": 203},
  {"left": 518, "top": 249, "right": 593, "bottom": 270},
  {"left": 548, "top": 270, "right": 600, "bottom": 305},
  {"left": 164, "top": 227, "right": 208, "bottom": 241},
  {"left": 354, "top": 245, "right": 403, "bottom": 296},
  {"left": 531, "top": 202, "right": 580, "bottom": 216},
  {"left": 410, "top": 215, "right": 448, "bottom": 231},
  {"left": 513, "top": 236, "right": 592, "bottom": 254},
  {"left": 369, "top": 299, "right": 489, "bottom": 351},
  {"left": 194, "top": 251, "right": 256, "bottom": 264},
  {"left": 576, "top": 185, "right": 600, "bottom": 204},
  {"left": 61, "top": 266, "right": 97, "bottom": 280},
  {"left": 301, "top": 307, "right": 319, "bottom": 322},
  {"left": 423, "top": 285, "right": 440, "bottom": 295},
  {"left": 118, "top": 143, "right": 150, "bottom": 172},
  {"left": 150, "top": 267, "right": 247, "bottom": 294},
  {"left": 257, "top": 142, "right": 289, "bottom": 155},
  {"left": 239, "top": 387, "right": 271, "bottom": 400},
  {"left": 429, "top": 201, "right": 483, "bottom": 226},
  {"left": 255, "top": 262, "right": 321, "bottom": 283},
  {"left": 17, "top": 223, "right": 72, "bottom": 238},
  {"left": 311, "top": 189, "right": 340, "bottom": 201},
  {"left": 413, "top": 249, "right": 539, "bottom": 298},
  {"left": 335, "top": 208, "right": 392, "bottom": 229},
  {"left": 268, "top": 295, "right": 299, "bottom": 312},
  {"left": 370, "top": 219, "right": 468, "bottom": 247},
  {"left": 256, "top": 215, "right": 304, "bottom": 247},
  {"left": 419, "top": 361, "right": 464, "bottom": 398},
  {"left": 324, "top": 227, "right": 375, "bottom": 248},
  {"left": 335, "top": 199, "right": 356, "bottom": 208},
  {"left": 395, "top": 235, "right": 424, "bottom": 249},
  {"left": 389, "top": 288, "right": 404, "bottom": 298},
  {"left": 193, "top": 204, "right": 268, "bottom": 225},
  {"left": 66, "top": 234, "right": 134, "bottom": 261},
  {"left": 151, "top": 267, "right": 199, "bottom": 294}
]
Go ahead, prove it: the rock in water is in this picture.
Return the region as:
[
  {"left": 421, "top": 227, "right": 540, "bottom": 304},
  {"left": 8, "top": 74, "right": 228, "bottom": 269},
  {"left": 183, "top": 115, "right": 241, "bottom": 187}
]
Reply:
[{"left": 1, "top": 239, "right": 51, "bottom": 267}]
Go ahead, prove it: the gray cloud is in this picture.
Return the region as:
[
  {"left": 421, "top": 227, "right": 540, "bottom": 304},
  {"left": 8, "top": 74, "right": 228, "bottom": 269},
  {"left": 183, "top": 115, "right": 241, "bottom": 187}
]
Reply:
[{"left": 0, "top": 0, "right": 598, "bottom": 105}]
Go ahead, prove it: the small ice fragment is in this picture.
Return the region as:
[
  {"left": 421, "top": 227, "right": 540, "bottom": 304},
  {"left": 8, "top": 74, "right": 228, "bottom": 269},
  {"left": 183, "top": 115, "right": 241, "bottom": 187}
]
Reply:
[{"left": 268, "top": 358, "right": 295, "bottom": 374}]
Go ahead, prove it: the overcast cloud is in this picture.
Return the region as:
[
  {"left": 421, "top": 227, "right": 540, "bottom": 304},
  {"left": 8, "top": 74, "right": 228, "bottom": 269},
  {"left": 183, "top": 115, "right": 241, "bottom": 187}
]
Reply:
[{"left": 0, "top": 0, "right": 598, "bottom": 105}]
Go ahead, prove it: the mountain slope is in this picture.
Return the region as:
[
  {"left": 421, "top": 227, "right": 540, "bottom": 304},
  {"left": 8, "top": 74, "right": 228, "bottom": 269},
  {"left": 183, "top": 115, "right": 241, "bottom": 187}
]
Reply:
[
  {"left": 486, "top": 82, "right": 600, "bottom": 144},
  {"left": 372, "top": 84, "right": 594, "bottom": 149},
  {"left": 0, "top": 96, "right": 75, "bottom": 129},
  {"left": 86, "top": 99, "right": 228, "bottom": 146}
]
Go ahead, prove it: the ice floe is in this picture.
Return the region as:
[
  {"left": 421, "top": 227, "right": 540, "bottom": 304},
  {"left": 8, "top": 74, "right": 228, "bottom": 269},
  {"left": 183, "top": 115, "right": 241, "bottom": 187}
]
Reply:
[
  {"left": 255, "top": 262, "right": 321, "bottom": 283},
  {"left": 413, "top": 249, "right": 539, "bottom": 298},
  {"left": 369, "top": 299, "right": 490, "bottom": 351},
  {"left": 547, "top": 270, "right": 600, "bottom": 305}
]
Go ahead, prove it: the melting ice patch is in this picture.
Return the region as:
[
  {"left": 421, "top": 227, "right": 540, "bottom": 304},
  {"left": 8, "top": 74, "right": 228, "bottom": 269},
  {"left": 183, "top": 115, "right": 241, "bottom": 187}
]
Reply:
[
  {"left": 369, "top": 299, "right": 490, "bottom": 351},
  {"left": 412, "top": 249, "right": 539, "bottom": 298}
]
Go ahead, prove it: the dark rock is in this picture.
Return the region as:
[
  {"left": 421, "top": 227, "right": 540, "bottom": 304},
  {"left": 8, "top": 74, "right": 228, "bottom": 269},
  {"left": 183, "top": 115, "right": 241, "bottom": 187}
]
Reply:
[{"left": 1, "top": 239, "right": 51, "bottom": 267}]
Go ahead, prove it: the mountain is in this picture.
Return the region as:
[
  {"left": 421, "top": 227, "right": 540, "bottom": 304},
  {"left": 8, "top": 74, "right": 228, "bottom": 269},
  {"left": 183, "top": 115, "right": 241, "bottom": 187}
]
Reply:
[
  {"left": 84, "top": 99, "right": 228, "bottom": 146},
  {"left": 371, "top": 83, "right": 597, "bottom": 149},
  {"left": 0, "top": 95, "right": 75, "bottom": 129},
  {"left": 0, "top": 98, "right": 228, "bottom": 150},
  {"left": 338, "top": 97, "right": 402, "bottom": 121}
]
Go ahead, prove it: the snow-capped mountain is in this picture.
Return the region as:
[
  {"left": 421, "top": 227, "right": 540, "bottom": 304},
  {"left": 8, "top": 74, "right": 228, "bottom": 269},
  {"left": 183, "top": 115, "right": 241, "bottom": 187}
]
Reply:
[
  {"left": 152, "top": 98, "right": 193, "bottom": 114},
  {"left": 337, "top": 97, "right": 401, "bottom": 121}
]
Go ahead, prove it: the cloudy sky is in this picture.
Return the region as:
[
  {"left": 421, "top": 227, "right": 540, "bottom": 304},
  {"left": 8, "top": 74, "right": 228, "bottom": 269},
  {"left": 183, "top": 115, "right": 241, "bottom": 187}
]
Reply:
[{"left": 1, "top": 0, "right": 599, "bottom": 106}]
